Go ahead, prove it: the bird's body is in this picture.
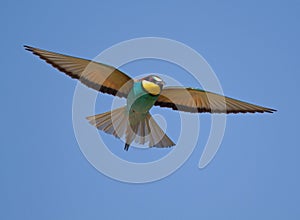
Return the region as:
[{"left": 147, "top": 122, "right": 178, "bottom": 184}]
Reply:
[
  {"left": 88, "top": 77, "right": 174, "bottom": 150},
  {"left": 25, "top": 45, "right": 276, "bottom": 151},
  {"left": 127, "top": 81, "right": 160, "bottom": 114}
]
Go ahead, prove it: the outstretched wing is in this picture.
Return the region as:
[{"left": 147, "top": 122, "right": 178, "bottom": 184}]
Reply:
[
  {"left": 24, "top": 45, "right": 133, "bottom": 98},
  {"left": 155, "top": 87, "right": 276, "bottom": 114}
]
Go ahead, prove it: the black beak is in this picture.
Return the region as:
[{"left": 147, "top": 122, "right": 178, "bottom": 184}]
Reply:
[{"left": 158, "top": 80, "right": 165, "bottom": 89}]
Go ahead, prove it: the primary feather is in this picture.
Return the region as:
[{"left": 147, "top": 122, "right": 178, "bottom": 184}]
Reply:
[
  {"left": 155, "top": 87, "right": 276, "bottom": 114},
  {"left": 24, "top": 45, "right": 133, "bottom": 98}
]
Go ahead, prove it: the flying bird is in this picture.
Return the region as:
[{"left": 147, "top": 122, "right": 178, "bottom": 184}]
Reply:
[{"left": 24, "top": 45, "right": 276, "bottom": 151}]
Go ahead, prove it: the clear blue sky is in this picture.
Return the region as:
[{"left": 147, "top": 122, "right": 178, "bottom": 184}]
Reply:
[{"left": 1, "top": 0, "right": 299, "bottom": 219}]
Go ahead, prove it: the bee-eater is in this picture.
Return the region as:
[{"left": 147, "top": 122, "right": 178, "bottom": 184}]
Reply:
[{"left": 24, "top": 46, "right": 276, "bottom": 151}]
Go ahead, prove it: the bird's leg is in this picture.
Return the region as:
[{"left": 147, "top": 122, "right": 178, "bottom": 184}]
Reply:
[{"left": 124, "top": 143, "right": 130, "bottom": 151}]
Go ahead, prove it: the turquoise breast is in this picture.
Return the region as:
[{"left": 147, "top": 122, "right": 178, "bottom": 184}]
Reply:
[{"left": 126, "top": 82, "right": 159, "bottom": 114}]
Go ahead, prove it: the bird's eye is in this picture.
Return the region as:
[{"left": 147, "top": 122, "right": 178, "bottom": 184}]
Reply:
[{"left": 152, "top": 76, "right": 162, "bottom": 82}]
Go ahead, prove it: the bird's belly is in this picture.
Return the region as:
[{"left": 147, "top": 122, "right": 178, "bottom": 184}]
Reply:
[
  {"left": 126, "top": 81, "right": 159, "bottom": 114},
  {"left": 127, "top": 94, "right": 157, "bottom": 113}
]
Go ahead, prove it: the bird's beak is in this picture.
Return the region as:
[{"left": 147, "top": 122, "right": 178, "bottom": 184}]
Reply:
[
  {"left": 160, "top": 79, "right": 166, "bottom": 86},
  {"left": 158, "top": 80, "right": 165, "bottom": 89}
]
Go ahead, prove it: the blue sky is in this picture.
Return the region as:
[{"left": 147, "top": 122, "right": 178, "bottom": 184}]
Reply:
[{"left": 1, "top": 0, "right": 300, "bottom": 219}]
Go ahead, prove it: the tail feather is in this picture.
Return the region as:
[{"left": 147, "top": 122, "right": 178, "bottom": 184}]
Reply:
[
  {"left": 86, "top": 107, "right": 175, "bottom": 150},
  {"left": 146, "top": 114, "right": 175, "bottom": 148}
]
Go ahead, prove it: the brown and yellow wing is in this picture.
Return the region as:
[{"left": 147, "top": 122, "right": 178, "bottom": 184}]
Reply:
[
  {"left": 155, "top": 87, "right": 276, "bottom": 114},
  {"left": 24, "top": 45, "right": 133, "bottom": 98}
]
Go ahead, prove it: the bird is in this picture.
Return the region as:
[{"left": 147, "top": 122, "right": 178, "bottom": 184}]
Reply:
[{"left": 24, "top": 45, "right": 276, "bottom": 151}]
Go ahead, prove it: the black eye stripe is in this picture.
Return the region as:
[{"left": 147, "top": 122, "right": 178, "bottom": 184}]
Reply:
[{"left": 144, "top": 75, "right": 162, "bottom": 84}]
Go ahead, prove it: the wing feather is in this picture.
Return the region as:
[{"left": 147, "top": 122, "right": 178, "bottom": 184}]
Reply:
[
  {"left": 155, "top": 87, "right": 276, "bottom": 114},
  {"left": 24, "top": 45, "right": 133, "bottom": 98}
]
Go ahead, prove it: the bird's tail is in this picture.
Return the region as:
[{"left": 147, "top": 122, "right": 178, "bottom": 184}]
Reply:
[{"left": 86, "top": 107, "right": 175, "bottom": 151}]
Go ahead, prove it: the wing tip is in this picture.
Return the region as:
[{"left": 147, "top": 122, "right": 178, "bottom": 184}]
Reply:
[
  {"left": 226, "top": 107, "right": 277, "bottom": 114},
  {"left": 24, "top": 45, "right": 34, "bottom": 51},
  {"left": 265, "top": 108, "right": 277, "bottom": 113}
]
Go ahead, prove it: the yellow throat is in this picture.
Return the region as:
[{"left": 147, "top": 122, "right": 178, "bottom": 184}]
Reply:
[{"left": 142, "top": 80, "right": 161, "bottom": 95}]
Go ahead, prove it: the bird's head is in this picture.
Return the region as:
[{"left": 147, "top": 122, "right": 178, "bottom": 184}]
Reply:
[{"left": 140, "top": 75, "right": 165, "bottom": 96}]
